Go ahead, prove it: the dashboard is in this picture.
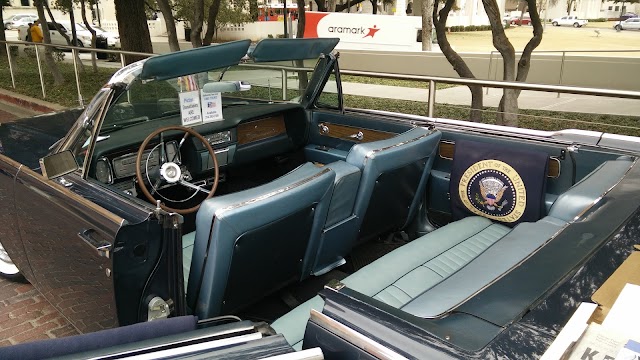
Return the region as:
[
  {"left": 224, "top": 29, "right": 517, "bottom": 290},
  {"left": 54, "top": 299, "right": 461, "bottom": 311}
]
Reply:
[{"left": 89, "top": 103, "right": 307, "bottom": 197}]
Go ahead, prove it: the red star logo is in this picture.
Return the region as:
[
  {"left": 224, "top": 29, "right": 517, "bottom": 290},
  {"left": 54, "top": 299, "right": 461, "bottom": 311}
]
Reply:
[{"left": 363, "top": 25, "right": 381, "bottom": 38}]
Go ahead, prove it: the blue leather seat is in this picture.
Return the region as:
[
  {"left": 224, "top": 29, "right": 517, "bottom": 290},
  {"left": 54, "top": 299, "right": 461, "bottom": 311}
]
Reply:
[
  {"left": 346, "top": 127, "right": 441, "bottom": 242},
  {"left": 311, "top": 160, "right": 362, "bottom": 275},
  {"left": 184, "top": 163, "right": 335, "bottom": 318},
  {"left": 271, "top": 157, "right": 634, "bottom": 350}
]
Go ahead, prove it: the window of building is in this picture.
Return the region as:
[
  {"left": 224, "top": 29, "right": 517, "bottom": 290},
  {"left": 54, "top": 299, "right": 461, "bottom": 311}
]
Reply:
[
  {"left": 614, "top": 5, "right": 619, "bottom": 11},
  {"left": 20, "top": 0, "right": 30, "bottom": 6},
  {"left": 608, "top": 6, "right": 613, "bottom": 10}
]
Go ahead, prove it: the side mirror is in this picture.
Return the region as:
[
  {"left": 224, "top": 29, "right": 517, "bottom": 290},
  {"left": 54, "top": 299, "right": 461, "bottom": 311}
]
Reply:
[
  {"left": 202, "top": 81, "right": 251, "bottom": 93},
  {"left": 40, "top": 150, "right": 79, "bottom": 180}
]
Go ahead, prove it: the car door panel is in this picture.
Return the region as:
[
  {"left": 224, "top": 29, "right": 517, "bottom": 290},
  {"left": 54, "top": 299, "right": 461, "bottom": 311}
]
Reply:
[
  {"left": 0, "top": 156, "right": 34, "bottom": 280},
  {"left": 306, "top": 111, "right": 412, "bottom": 163},
  {"left": 14, "top": 166, "right": 122, "bottom": 333}
]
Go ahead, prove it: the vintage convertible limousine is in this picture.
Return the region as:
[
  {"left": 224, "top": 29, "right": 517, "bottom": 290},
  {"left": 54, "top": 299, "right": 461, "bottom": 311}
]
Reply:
[{"left": 0, "top": 38, "right": 639, "bottom": 359}]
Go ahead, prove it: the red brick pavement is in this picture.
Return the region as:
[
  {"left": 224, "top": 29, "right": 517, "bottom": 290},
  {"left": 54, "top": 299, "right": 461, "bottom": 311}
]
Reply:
[
  {"left": 0, "top": 277, "right": 79, "bottom": 346},
  {"left": 0, "top": 95, "right": 79, "bottom": 348}
]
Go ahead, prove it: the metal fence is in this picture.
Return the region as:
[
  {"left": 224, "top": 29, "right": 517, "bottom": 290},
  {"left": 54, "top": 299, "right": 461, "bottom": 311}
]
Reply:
[
  {"left": 2, "top": 39, "right": 640, "bottom": 119},
  {"left": 486, "top": 49, "right": 640, "bottom": 96}
]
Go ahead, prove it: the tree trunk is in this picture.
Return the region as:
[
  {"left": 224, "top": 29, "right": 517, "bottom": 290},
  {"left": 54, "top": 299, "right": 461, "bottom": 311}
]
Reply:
[
  {"left": 191, "top": 0, "right": 204, "bottom": 48},
  {"left": 114, "top": 0, "right": 153, "bottom": 64},
  {"left": 516, "top": 0, "right": 543, "bottom": 84},
  {"left": 315, "top": 0, "right": 327, "bottom": 12},
  {"left": 327, "top": 0, "right": 337, "bottom": 11},
  {"left": 296, "top": 0, "right": 309, "bottom": 91},
  {"left": 203, "top": 0, "right": 222, "bottom": 46},
  {"left": 371, "top": 0, "right": 378, "bottom": 13},
  {"left": 35, "top": 1, "right": 65, "bottom": 85},
  {"left": 80, "top": 0, "right": 98, "bottom": 72},
  {"left": 421, "top": 0, "right": 434, "bottom": 50},
  {"left": 0, "top": 6, "right": 6, "bottom": 57},
  {"left": 336, "top": 0, "right": 366, "bottom": 11},
  {"left": 156, "top": 0, "right": 180, "bottom": 52},
  {"left": 482, "top": 0, "right": 517, "bottom": 126},
  {"left": 249, "top": 0, "right": 259, "bottom": 21},
  {"left": 517, "top": 0, "right": 528, "bottom": 25},
  {"left": 433, "top": 0, "right": 483, "bottom": 121}
]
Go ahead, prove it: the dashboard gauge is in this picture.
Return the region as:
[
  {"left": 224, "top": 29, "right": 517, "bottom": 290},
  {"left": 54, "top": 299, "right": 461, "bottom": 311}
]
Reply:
[{"left": 95, "top": 158, "right": 113, "bottom": 184}]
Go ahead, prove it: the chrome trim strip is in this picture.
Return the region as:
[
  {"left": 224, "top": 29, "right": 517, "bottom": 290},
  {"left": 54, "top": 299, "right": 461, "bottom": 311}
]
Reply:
[
  {"left": 549, "top": 156, "right": 561, "bottom": 179},
  {"left": 89, "top": 332, "right": 262, "bottom": 360},
  {"left": 216, "top": 168, "right": 332, "bottom": 215},
  {"left": 364, "top": 128, "right": 436, "bottom": 160},
  {"left": 19, "top": 166, "right": 125, "bottom": 228},
  {"left": 345, "top": 107, "right": 583, "bottom": 145},
  {"left": 439, "top": 139, "right": 455, "bottom": 160},
  {"left": 262, "top": 348, "right": 325, "bottom": 360},
  {"left": 310, "top": 310, "right": 408, "bottom": 360}
]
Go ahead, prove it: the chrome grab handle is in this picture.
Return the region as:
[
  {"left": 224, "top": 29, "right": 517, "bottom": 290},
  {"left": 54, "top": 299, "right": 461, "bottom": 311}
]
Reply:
[
  {"left": 78, "top": 229, "right": 112, "bottom": 258},
  {"left": 349, "top": 131, "right": 364, "bottom": 141},
  {"left": 318, "top": 123, "right": 329, "bottom": 135}
]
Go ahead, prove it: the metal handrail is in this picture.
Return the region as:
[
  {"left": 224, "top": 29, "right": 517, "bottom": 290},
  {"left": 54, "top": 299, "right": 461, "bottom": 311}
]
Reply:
[
  {"left": 2, "top": 39, "right": 639, "bottom": 119},
  {"left": 486, "top": 48, "right": 640, "bottom": 96},
  {"left": 3, "top": 39, "right": 155, "bottom": 106},
  {"left": 341, "top": 70, "right": 640, "bottom": 100}
]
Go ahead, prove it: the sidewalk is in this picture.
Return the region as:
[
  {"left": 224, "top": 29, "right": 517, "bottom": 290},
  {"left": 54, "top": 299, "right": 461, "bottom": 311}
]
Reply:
[{"left": 341, "top": 82, "right": 640, "bottom": 117}]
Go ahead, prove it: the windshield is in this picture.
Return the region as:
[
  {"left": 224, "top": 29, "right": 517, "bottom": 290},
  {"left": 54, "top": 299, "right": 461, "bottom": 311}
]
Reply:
[{"left": 100, "top": 58, "right": 318, "bottom": 134}]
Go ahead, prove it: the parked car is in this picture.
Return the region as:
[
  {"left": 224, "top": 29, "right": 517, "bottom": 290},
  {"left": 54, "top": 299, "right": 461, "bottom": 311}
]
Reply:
[
  {"left": 510, "top": 15, "right": 531, "bottom": 25},
  {"left": 620, "top": 12, "right": 638, "bottom": 20},
  {"left": 18, "top": 21, "right": 114, "bottom": 48},
  {"left": 89, "top": 24, "right": 121, "bottom": 47},
  {"left": 551, "top": 15, "right": 588, "bottom": 27},
  {"left": 614, "top": 17, "right": 640, "bottom": 30},
  {"left": 3, "top": 14, "right": 37, "bottom": 30},
  {"left": 0, "top": 38, "right": 639, "bottom": 358}
]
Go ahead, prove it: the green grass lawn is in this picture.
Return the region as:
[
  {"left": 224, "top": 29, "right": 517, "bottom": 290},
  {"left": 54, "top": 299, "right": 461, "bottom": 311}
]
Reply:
[{"left": 1, "top": 54, "right": 638, "bottom": 137}]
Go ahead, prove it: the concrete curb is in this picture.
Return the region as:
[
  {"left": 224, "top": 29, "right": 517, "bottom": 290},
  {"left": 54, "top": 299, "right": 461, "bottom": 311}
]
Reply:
[{"left": 0, "top": 88, "right": 67, "bottom": 113}]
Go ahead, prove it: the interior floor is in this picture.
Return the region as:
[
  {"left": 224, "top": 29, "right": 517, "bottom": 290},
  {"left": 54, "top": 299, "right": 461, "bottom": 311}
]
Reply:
[{"left": 237, "top": 230, "right": 410, "bottom": 323}]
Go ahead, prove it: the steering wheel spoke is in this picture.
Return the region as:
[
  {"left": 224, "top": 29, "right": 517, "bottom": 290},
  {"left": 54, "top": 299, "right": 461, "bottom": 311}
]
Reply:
[
  {"left": 179, "top": 180, "right": 211, "bottom": 195},
  {"left": 136, "top": 125, "right": 219, "bottom": 215}
]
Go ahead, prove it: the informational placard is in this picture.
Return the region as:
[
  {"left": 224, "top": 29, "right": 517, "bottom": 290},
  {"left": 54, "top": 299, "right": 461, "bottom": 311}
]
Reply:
[
  {"left": 179, "top": 90, "right": 202, "bottom": 126},
  {"left": 201, "top": 91, "right": 223, "bottom": 123}
]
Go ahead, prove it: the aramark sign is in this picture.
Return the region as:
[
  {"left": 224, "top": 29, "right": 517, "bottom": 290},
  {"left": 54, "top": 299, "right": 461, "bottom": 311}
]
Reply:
[{"left": 304, "top": 12, "right": 421, "bottom": 51}]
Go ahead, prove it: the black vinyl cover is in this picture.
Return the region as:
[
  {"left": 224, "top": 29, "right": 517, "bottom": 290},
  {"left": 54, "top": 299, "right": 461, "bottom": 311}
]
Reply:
[{"left": 450, "top": 139, "right": 549, "bottom": 226}]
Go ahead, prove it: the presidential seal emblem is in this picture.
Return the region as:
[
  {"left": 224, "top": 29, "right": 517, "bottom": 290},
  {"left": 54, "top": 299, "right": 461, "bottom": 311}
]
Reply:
[{"left": 458, "top": 159, "right": 527, "bottom": 223}]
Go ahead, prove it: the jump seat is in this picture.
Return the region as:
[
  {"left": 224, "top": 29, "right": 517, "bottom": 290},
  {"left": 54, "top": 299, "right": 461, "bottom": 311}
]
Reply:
[
  {"left": 183, "top": 162, "right": 336, "bottom": 319},
  {"left": 272, "top": 156, "right": 633, "bottom": 349}
]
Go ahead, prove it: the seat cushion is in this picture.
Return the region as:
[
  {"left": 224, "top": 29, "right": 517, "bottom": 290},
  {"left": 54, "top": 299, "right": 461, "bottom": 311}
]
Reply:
[{"left": 271, "top": 216, "right": 509, "bottom": 349}]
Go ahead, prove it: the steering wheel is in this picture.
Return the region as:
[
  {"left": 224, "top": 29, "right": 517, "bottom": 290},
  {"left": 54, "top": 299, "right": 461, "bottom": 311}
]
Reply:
[{"left": 136, "top": 125, "right": 219, "bottom": 215}]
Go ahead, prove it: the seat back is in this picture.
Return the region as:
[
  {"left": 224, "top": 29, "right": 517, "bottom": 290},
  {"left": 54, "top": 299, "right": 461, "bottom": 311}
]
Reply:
[
  {"left": 311, "top": 161, "right": 362, "bottom": 275},
  {"left": 346, "top": 127, "right": 441, "bottom": 241},
  {"left": 186, "top": 163, "right": 335, "bottom": 318}
]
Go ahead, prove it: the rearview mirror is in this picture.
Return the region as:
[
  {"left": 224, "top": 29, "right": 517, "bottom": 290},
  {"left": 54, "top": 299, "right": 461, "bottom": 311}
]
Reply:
[
  {"left": 40, "top": 150, "right": 79, "bottom": 180},
  {"left": 202, "top": 81, "right": 251, "bottom": 93}
]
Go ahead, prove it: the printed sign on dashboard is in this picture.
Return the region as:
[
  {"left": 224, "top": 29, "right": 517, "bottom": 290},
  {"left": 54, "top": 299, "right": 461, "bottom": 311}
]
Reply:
[
  {"left": 179, "top": 90, "right": 202, "bottom": 126},
  {"left": 201, "top": 91, "right": 223, "bottom": 123}
]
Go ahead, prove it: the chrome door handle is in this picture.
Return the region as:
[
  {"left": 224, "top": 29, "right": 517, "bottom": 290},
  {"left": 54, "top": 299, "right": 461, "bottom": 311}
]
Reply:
[
  {"left": 349, "top": 131, "right": 364, "bottom": 141},
  {"left": 78, "top": 229, "right": 112, "bottom": 258}
]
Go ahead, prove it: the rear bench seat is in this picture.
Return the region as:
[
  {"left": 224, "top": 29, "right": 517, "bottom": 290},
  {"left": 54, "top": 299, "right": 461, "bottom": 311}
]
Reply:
[{"left": 272, "top": 156, "right": 633, "bottom": 349}]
